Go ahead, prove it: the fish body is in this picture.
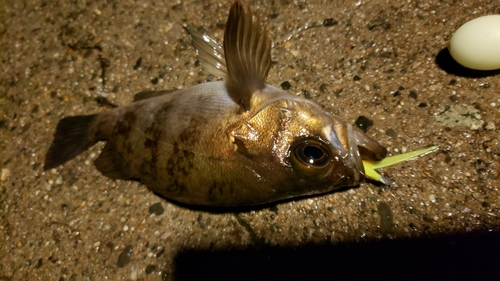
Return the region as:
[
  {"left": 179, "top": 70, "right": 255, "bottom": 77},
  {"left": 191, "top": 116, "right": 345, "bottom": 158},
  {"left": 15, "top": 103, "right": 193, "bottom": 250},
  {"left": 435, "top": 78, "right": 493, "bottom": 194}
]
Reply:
[{"left": 45, "top": 0, "right": 388, "bottom": 206}]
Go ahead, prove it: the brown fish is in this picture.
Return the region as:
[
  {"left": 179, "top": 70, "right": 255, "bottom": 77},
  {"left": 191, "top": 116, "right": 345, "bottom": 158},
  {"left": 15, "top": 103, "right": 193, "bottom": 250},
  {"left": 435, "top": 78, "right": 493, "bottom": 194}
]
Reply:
[{"left": 44, "top": 0, "right": 388, "bottom": 206}]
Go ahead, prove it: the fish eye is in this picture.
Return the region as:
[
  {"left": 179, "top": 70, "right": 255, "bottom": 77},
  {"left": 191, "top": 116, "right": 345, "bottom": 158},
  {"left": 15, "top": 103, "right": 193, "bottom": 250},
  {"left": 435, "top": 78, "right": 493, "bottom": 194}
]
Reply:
[
  {"left": 290, "top": 139, "right": 333, "bottom": 179},
  {"left": 295, "top": 143, "right": 330, "bottom": 167}
]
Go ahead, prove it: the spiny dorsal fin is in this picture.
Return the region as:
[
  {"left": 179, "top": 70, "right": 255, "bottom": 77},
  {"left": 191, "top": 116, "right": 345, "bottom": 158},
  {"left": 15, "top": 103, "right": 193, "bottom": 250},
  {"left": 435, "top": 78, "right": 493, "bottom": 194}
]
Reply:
[
  {"left": 223, "top": 0, "right": 272, "bottom": 111},
  {"left": 184, "top": 27, "right": 228, "bottom": 78}
]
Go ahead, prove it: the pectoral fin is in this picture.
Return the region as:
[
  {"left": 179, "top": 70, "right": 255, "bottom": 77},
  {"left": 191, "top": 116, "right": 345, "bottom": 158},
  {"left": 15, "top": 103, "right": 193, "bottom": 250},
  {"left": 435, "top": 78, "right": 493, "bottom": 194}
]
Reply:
[
  {"left": 223, "top": 0, "right": 272, "bottom": 111},
  {"left": 184, "top": 27, "right": 228, "bottom": 78}
]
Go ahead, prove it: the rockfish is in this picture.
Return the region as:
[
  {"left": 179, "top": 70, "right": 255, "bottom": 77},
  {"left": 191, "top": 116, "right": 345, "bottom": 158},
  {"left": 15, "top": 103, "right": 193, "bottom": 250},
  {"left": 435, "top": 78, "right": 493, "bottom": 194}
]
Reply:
[{"left": 44, "top": 0, "right": 389, "bottom": 206}]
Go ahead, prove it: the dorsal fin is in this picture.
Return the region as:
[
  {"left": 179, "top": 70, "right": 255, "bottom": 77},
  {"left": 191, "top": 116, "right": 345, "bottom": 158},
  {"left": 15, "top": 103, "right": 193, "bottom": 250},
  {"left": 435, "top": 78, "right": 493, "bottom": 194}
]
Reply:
[
  {"left": 184, "top": 27, "right": 228, "bottom": 78},
  {"left": 223, "top": 0, "right": 272, "bottom": 111},
  {"left": 133, "top": 89, "right": 177, "bottom": 102}
]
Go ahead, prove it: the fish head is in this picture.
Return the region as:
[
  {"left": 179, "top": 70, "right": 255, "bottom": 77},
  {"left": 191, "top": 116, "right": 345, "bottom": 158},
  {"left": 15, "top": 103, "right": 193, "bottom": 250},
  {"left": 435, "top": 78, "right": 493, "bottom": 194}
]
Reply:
[
  {"left": 235, "top": 91, "right": 388, "bottom": 197},
  {"left": 280, "top": 100, "right": 366, "bottom": 187}
]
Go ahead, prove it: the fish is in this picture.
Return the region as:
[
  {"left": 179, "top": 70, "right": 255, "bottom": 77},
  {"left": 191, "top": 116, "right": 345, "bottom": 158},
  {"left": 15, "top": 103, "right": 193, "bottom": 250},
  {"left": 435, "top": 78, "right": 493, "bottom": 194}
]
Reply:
[{"left": 44, "top": 0, "right": 391, "bottom": 207}]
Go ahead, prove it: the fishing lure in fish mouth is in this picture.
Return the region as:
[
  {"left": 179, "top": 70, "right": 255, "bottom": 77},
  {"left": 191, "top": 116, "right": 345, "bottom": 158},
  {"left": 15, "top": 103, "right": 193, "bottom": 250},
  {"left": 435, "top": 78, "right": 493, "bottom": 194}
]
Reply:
[
  {"left": 44, "top": 0, "right": 437, "bottom": 206},
  {"left": 362, "top": 146, "right": 439, "bottom": 185}
]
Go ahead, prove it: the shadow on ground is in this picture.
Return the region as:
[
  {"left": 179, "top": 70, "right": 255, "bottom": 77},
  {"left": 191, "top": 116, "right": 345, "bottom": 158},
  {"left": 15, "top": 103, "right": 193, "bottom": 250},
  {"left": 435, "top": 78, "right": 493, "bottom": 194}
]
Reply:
[
  {"left": 435, "top": 48, "right": 500, "bottom": 78},
  {"left": 174, "top": 230, "right": 500, "bottom": 281}
]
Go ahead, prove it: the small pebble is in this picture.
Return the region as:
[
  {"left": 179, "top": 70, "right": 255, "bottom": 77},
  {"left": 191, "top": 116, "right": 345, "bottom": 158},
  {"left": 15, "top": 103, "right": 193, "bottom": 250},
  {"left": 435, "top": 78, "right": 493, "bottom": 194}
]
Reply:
[
  {"left": 156, "top": 249, "right": 165, "bottom": 257},
  {"left": 485, "top": 122, "right": 496, "bottom": 130},
  {"left": 117, "top": 245, "right": 133, "bottom": 268},
  {"left": 146, "top": 264, "right": 157, "bottom": 274},
  {"left": 130, "top": 267, "right": 137, "bottom": 280},
  {"left": 429, "top": 84, "right": 442, "bottom": 91},
  {"left": 319, "top": 83, "right": 327, "bottom": 93},
  {"left": 323, "top": 18, "right": 338, "bottom": 27},
  {"left": 354, "top": 116, "right": 374, "bottom": 133},
  {"left": 149, "top": 202, "right": 165, "bottom": 216},
  {"left": 55, "top": 176, "right": 63, "bottom": 185},
  {"left": 1, "top": 168, "right": 10, "bottom": 181},
  {"left": 385, "top": 128, "right": 396, "bottom": 137},
  {"left": 280, "top": 81, "right": 292, "bottom": 90}
]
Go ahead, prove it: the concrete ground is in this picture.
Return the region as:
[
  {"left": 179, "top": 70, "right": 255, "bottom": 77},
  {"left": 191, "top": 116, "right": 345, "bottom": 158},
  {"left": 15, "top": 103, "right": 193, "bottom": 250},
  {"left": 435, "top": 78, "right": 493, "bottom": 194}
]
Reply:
[{"left": 1, "top": 0, "right": 499, "bottom": 280}]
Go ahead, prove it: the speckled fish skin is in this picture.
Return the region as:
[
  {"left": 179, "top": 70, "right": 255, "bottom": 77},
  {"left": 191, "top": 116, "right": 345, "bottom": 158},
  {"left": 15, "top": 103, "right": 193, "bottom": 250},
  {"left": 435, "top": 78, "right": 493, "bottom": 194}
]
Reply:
[{"left": 44, "top": 0, "right": 387, "bottom": 206}]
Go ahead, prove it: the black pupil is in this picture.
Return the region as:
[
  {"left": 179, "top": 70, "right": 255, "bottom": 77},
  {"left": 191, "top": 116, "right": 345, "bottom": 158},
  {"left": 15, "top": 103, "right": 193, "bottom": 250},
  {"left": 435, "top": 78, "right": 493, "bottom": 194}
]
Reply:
[{"left": 303, "top": 145, "right": 323, "bottom": 160}]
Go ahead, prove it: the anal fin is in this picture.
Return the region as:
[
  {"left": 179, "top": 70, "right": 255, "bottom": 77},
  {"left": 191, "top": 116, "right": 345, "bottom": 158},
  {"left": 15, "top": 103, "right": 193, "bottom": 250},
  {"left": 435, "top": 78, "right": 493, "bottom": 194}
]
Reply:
[{"left": 94, "top": 142, "right": 133, "bottom": 180}]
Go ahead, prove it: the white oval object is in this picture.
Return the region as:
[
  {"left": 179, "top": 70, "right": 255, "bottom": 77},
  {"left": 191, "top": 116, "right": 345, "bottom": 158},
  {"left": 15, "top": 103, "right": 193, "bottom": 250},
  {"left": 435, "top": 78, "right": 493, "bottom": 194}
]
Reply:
[{"left": 449, "top": 15, "right": 500, "bottom": 70}]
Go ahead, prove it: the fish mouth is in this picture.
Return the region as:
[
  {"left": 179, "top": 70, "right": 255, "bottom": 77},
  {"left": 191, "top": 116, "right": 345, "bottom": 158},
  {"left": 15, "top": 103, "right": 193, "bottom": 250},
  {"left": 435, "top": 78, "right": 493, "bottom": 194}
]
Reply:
[
  {"left": 328, "top": 123, "right": 387, "bottom": 183},
  {"left": 346, "top": 123, "right": 364, "bottom": 182},
  {"left": 326, "top": 123, "right": 364, "bottom": 182}
]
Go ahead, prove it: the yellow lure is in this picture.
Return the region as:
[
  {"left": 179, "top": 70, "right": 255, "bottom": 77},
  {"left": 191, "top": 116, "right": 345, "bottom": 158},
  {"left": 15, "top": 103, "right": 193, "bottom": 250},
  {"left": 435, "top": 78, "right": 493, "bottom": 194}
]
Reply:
[{"left": 362, "top": 146, "right": 439, "bottom": 185}]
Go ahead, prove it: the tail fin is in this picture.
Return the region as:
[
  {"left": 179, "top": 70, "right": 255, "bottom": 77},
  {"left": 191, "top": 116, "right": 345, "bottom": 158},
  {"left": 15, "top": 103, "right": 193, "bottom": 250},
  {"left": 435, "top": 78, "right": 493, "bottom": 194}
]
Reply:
[{"left": 44, "top": 114, "right": 98, "bottom": 170}]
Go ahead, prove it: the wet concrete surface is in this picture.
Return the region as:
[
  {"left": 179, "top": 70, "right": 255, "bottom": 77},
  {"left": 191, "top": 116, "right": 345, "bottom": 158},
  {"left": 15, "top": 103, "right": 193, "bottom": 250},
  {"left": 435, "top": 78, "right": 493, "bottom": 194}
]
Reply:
[{"left": 1, "top": 0, "right": 500, "bottom": 280}]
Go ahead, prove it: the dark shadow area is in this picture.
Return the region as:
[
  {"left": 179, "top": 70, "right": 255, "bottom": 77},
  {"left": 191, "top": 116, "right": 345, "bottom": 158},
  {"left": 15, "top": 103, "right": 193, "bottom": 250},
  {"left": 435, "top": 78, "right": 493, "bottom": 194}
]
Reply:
[
  {"left": 436, "top": 48, "right": 500, "bottom": 78},
  {"left": 174, "top": 230, "right": 500, "bottom": 281}
]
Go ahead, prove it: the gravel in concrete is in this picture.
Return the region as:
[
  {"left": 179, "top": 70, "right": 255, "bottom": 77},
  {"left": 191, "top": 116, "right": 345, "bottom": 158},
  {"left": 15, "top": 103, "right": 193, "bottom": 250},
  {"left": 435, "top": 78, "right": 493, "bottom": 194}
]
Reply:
[{"left": 1, "top": 0, "right": 499, "bottom": 280}]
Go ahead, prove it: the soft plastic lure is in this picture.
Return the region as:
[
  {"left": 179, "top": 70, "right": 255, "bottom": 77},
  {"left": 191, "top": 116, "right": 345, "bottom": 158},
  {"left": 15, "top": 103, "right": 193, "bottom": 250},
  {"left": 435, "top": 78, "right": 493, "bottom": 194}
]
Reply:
[{"left": 363, "top": 146, "right": 439, "bottom": 184}]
